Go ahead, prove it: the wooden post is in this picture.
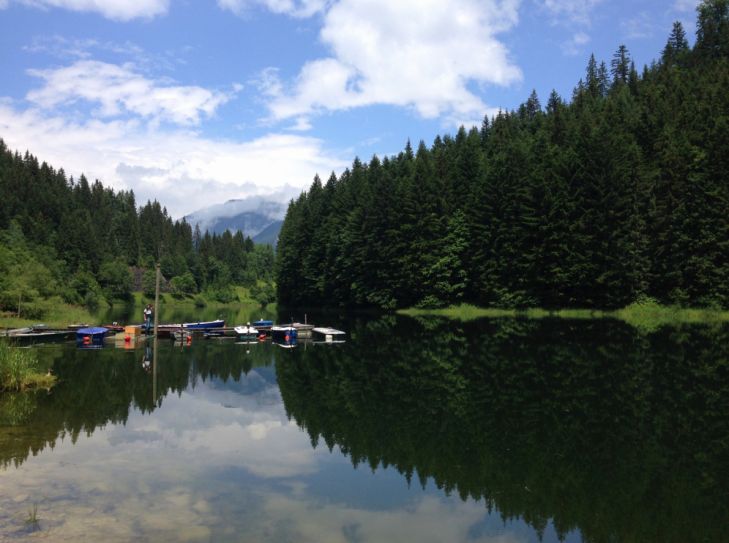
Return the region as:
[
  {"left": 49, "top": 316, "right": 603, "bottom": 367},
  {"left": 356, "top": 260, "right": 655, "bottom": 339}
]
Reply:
[{"left": 153, "top": 262, "right": 160, "bottom": 337}]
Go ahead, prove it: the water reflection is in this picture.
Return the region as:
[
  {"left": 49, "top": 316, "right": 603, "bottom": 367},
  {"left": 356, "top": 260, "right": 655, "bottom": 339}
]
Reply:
[
  {"left": 277, "top": 317, "right": 729, "bottom": 543},
  {"left": 0, "top": 317, "right": 727, "bottom": 541}
]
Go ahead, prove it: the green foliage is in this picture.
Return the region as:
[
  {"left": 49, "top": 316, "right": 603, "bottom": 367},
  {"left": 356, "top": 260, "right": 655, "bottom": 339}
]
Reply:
[
  {"left": 169, "top": 272, "right": 197, "bottom": 298},
  {"left": 276, "top": 6, "right": 729, "bottom": 310},
  {"left": 98, "top": 258, "right": 133, "bottom": 301},
  {"left": 141, "top": 269, "right": 157, "bottom": 299},
  {"left": 0, "top": 139, "right": 271, "bottom": 320},
  {"left": 250, "top": 281, "right": 276, "bottom": 307}
]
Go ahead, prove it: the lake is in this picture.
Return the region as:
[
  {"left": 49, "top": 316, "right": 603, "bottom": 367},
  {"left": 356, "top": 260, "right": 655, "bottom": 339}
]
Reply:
[{"left": 1, "top": 314, "right": 727, "bottom": 542}]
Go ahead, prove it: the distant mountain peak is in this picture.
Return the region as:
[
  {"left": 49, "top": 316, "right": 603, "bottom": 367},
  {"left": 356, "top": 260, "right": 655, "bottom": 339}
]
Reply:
[{"left": 184, "top": 196, "right": 285, "bottom": 244}]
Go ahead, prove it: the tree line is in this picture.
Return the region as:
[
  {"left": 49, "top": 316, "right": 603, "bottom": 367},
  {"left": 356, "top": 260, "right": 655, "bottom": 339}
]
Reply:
[
  {"left": 277, "top": 0, "right": 729, "bottom": 310},
  {"left": 0, "top": 142, "right": 275, "bottom": 317}
]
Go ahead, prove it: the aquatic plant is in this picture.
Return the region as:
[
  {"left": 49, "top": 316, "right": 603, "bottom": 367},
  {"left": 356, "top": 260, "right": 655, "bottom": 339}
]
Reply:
[
  {"left": 0, "top": 342, "right": 55, "bottom": 391},
  {"left": 25, "top": 503, "right": 39, "bottom": 528}
]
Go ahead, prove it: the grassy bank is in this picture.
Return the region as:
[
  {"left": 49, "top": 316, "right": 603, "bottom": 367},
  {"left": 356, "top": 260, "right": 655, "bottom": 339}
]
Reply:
[
  {"left": 133, "top": 286, "right": 272, "bottom": 309},
  {"left": 398, "top": 300, "right": 729, "bottom": 331},
  {"left": 0, "top": 303, "right": 96, "bottom": 330},
  {"left": 0, "top": 342, "right": 56, "bottom": 392}
]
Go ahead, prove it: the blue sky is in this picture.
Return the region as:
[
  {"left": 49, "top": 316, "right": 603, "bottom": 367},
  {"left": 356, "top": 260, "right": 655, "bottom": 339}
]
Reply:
[{"left": 0, "top": 0, "right": 702, "bottom": 218}]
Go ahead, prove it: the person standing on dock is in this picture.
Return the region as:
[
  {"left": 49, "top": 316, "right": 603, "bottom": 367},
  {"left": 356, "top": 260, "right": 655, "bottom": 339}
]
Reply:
[{"left": 144, "top": 304, "right": 153, "bottom": 335}]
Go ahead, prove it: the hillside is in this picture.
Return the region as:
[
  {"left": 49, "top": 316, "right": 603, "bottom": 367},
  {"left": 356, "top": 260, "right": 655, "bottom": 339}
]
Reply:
[{"left": 276, "top": 2, "right": 729, "bottom": 310}]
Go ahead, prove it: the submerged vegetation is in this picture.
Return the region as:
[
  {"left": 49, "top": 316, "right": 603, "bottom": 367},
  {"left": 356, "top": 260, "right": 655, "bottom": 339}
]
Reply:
[
  {"left": 277, "top": 1, "right": 729, "bottom": 312},
  {"left": 0, "top": 342, "right": 55, "bottom": 392}
]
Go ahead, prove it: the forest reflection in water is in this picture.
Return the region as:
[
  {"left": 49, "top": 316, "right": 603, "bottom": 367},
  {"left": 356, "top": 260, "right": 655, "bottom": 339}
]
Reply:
[{"left": 0, "top": 315, "right": 727, "bottom": 542}]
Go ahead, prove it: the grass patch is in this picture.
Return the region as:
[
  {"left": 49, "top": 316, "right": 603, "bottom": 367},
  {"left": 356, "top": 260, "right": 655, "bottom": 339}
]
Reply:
[
  {"left": 398, "top": 301, "right": 729, "bottom": 329},
  {"left": 0, "top": 342, "right": 56, "bottom": 392},
  {"left": 0, "top": 302, "right": 95, "bottom": 329}
]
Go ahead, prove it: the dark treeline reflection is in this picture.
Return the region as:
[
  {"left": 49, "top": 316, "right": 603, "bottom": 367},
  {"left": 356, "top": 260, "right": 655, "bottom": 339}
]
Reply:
[
  {"left": 0, "top": 340, "right": 274, "bottom": 469},
  {"left": 276, "top": 316, "right": 729, "bottom": 543}
]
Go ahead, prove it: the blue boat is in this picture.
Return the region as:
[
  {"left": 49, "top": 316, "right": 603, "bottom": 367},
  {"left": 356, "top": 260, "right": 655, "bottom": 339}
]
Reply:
[
  {"left": 182, "top": 319, "right": 225, "bottom": 329},
  {"left": 252, "top": 319, "right": 273, "bottom": 333},
  {"left": 271, "top": 326, "right": 297, "bottom": 344},
  {"left": 76, "top": 327, "right": 108, "bottom": 348}
]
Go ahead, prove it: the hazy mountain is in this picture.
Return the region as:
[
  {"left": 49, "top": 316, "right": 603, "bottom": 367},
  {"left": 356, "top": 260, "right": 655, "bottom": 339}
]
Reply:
[
  {"left": 252, "top": 220, "right": 284, "bottom": 246},
  {"left": 184, "top": 196, "right": 286, "bottom": 244}
]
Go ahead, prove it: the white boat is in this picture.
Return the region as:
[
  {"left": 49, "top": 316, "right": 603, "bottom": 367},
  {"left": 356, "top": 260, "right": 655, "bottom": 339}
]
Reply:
[
  {"left": 312, "top": 327, "right": 346, "bottom": 342},
  {"left": 234, "top": 324, "right": 259, "bottom": 337}
]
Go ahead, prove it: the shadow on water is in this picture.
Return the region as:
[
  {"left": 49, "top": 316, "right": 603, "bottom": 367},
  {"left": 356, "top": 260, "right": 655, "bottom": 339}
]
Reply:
[{"left": 0, "top": 316, "right": 727, "bottom": 542}]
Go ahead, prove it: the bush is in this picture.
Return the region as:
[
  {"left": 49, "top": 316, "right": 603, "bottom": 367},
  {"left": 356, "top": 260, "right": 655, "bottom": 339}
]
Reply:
[
  {"left": 170, "top": 272, "right": 197, "bottom": 298},
  {"left": 98, "top": 258, "right": 133, "bottom": 301},
  {"left": 251, "top": 282, "right": 276, "bottom": 307},
  {"left": 142, "top": 269, "right": 157, "bottom": 298}
]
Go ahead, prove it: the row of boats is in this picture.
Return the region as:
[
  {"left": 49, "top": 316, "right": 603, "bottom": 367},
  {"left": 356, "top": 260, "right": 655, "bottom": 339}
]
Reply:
[{"left": 3, "top": 319, "right": 346, "bottom": 347}]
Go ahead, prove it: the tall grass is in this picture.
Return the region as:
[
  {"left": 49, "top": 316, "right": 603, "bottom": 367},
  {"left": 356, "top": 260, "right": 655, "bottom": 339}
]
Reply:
[{"left": 0, "top": 342, "right": 55, "bottom": 391}]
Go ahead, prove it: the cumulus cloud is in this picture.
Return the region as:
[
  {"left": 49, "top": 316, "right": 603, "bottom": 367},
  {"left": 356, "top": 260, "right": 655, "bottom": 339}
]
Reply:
[
  {"left": 26, "top": 60, "right": 232, "bottom": 126},
  {"left": 261, "top": 0, "right": 522, "bottom": 128},
  {"left": 218, "top": 0, "right": 328, "bottom": 18},
  {"left": 7, "top": 0, "right": 169, "bottom": 20},
  {"left": 0, "top": 102, "right": 346, "bottom": 217}
]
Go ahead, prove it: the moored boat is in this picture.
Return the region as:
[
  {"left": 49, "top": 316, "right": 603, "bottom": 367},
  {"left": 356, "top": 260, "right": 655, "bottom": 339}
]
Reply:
[
  {"left": 234, "top": 324, "right": 258, "bottom": 337},
  {"left": 252, "top": 319, "right": 273, "bottom": 332},
  {"left": 271, "top": 325, "right": 298, "bottom": 345},
  {"left": 292, "top": 322, "right": 315, "bottom": 338},
  {"left": 8, "top": 328, "right": 73, "bottom": 344},
  {"left": 182, "top": 319, "right": 225, "bottom": 330},
  {"left": 312, "top": 327, "right": 346, "bottom": 342},
  {"left": 76, "top": 327, "right": 109, "bottom": 348}
]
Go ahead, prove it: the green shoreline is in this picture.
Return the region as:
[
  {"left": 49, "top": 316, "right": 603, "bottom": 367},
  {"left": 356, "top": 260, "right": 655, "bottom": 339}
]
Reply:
[{"left": 397, "top": 302, "right": 729, "bottom": 331}]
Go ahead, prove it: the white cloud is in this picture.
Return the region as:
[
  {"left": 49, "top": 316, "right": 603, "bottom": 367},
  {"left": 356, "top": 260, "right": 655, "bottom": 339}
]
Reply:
[
  {"left": 561, "top": 31, "right": 590, "bottom": 56},
  {"left": 26, "top": 60, "right": 232, "bottom": 126},
  {"left": 540, "top": 0, "right": 603, "bottom": 25},
  {"left": 621, "top": 12, "right": 654, "bottom": 40},
  {"left": 673, "top": 0, "right": 700, "bottom": 12},
  {"left": 263, "top": 0, "right": 522, "bottom": 128},
  {"left": 0, "top": 101, "right": 346, "bottom": 217},
  {"left": 8, "top": 0, "right": 169, "bottom": 20},
  {"left": 218, "top": 0, "right": 328, "bottom": 18}
]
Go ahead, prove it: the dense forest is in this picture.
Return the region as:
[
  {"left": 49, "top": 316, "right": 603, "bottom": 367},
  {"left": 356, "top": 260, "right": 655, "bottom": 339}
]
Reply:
[
  {"left": 0, "top": 141, "right": 275, "bottom": 318},
  {"left": 277, "top": 0, "right": 729, "bottom": 310}
]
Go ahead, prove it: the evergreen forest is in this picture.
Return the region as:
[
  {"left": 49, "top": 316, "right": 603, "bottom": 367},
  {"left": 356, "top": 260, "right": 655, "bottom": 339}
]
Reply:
[
  {"left": 276, "top": 0, "right": 729, "bottom": 310},
  {"left": 0, "top": 141, "right": 275, "bottom": 318}
]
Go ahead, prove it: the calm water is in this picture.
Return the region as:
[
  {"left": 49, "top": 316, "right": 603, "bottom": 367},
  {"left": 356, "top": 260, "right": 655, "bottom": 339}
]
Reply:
[{"left": 1, "top": 315, "right": 728, "bottom": 542}]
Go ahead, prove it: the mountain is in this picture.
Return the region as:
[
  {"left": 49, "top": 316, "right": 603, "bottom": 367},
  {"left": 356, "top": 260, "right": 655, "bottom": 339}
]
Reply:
[
  {"left": 252, "top": 220, "right": 283, "bottom": 246},
  {"left": 184, "top": 196, "right": 286, "bottom": 244}
]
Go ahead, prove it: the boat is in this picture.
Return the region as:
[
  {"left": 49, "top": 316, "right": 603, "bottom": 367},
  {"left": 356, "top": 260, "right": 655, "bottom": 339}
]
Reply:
[
  {"left": 292, "top": 322, "right": 315, "bottom": 338},
  {"left": 76, "top": 327, "right": 109, "bottom": 348},
  {"left": 252, "top": 319, "right": 273, "bottom": 332},
  {"left": 182, "top": 319, "right": 225, "bottom": 330},
  {"left": 271, "top": 326, "right": 298, "bottom": 344},
  {"left": 312, "top": 327, "right": 346, "bottom": 342},
  {"left": 234, "top": 324, "right": 258, "bottom": 338},
  {"left": 8, "top": 328, "right": 73, "bottom": 344}
]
